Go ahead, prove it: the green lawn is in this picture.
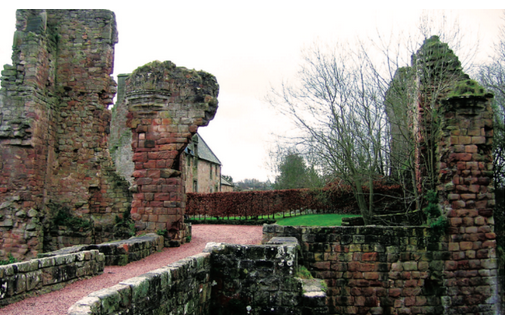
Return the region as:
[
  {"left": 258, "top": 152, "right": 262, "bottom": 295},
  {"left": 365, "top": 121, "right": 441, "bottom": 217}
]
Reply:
[{"left": 275, "top": 214, "right": 361, "bottom": 226}]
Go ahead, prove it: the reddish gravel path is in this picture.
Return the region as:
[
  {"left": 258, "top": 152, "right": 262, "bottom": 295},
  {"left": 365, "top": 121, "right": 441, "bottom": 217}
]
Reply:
[{"left": 0, "top": 225, "right": 263, "bottom": 315}]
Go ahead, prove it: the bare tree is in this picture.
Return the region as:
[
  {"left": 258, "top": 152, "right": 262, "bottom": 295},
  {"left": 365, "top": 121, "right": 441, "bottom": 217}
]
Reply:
[
  {"left": 370, "top": 11, "right": 481, "bottom": 209},
  {"left": 478, "top": 12, "right": 505, "bottom": 297},
  {"left": 479, "top": 12, "right": 505, "bottom": 187},
  {"left": 268, "top": 11, "right": 483, "bottom": 225},
  {"left": 268, "top": 42, "right": 388, "bottom": 224}
]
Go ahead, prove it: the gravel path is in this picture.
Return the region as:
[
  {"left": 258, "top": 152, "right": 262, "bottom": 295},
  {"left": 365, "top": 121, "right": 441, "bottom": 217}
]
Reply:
[{"left": 0, "top": 225, "right": 263, "bottom": 315}]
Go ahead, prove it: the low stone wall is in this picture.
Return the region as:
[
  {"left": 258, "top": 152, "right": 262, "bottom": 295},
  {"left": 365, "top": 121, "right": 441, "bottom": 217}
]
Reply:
[
  {"left": 208, "top": 238, "right": 301, "bottom": 314},
  {"left": 69, "top": 252, "right": 213, "bottom": 315},
  {"left": 41, "top": 233, "right": 164, "bottom": 266},
  {"left": 68, "top": 237, "right": 329, "bottom": 315},
  {"left": 0, "top": 250, "right": 104, "bottom": 306},
  {"left": 262, "top": 224, "right": 501, "bottom": 315},
  {"left": 0, "top": 234, "right": 164, "bottom": 307}
]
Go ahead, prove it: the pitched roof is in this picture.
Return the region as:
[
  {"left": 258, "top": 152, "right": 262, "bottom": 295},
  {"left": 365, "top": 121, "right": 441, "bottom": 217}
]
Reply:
[
  {"left": 185, "top": 133, "right": 221, "bottom": 165},
  {"left": 221, "top": 176, "right": 233, "bottom": 186}
]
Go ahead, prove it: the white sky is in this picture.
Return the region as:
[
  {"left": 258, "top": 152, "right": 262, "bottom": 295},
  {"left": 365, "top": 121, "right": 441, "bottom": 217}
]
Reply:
[{"left": 0, "top": 3, "right": 503, "bottom": 182}]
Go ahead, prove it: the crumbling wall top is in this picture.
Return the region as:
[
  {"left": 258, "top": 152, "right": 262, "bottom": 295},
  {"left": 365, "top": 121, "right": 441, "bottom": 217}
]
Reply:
[{"left": 126, "top": 60, "right": 218, "bottom": 127}]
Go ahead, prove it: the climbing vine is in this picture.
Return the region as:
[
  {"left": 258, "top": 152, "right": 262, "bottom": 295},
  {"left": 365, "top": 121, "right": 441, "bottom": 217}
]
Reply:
[{"left": 423, "top": 190, "right": 449, "bottom": 241}]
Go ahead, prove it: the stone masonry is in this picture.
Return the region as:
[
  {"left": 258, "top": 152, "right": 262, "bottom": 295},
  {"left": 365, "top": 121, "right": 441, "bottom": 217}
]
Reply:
[
  {"left": 263, "top": 223, "right": 500, "bottom": 315},
  {"left": 436, "top": 85, "right": 497, "bottom": 313},
  {"left": 415, "top": 38, "right": 498, "bottom": 314},
  {"left": 0, "top": 10, "right": 131, "bottom": 260},
  {"left": 68, "top": 237, "right": 328, "bottom": 315},
  {"left": 0, "top": 249, "right": 104, "bottom": 306},
  {"left": 124, "top": 60, "right": 218, "bottom": 238},
  {"left": 109, "top": 74, "right": 134, "bottom": 186},
  {"left": 261, "top": 37, "right": 501, "bottom": 315}
]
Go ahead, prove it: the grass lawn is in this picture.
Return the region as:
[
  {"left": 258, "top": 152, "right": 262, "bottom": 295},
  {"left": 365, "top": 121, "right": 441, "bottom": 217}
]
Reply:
[{"left": 275, "top": 214, "right": 361, "bottom": 226}]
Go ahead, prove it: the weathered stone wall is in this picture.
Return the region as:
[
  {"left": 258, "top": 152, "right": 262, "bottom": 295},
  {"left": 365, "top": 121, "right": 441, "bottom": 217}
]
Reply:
[
  {"left": 208, "top": 240, "right": 302, "bottom": 314},
  {"left": 0, "top": 9, "right": 131, "bottom": 260},
  {"left": 263, "top": 225, "right": 500, "bottom": 315},
  {"left": 436, "top": 93, "right": 497, "bottom": 314},
  {"left": 416, "top": 37, "right": 499, "bottom": 314},
  {"left": 41, "top": 233, "right": 163, "bottom": 266},
  {"left": 0, "top": 9, "right": 60, "bottom": 260},
  {"left": 0, "top": 233, "right": 166, "bottom": 307},
  {"left": 124, "top": 60, "right": 218, "bottom": 239},
  {"left": 69, "top": 252, "right": 213, "bottom": 315},
  {"left": 0, "top": 249, "right": 104, "bottom": 306},
  {"left": 109, "top": 73, "right": 134, "bottom": 186},
  {"left": 68, "top": 237, "right": 330, "bottom": 315},
  {"left": 376, "top": 36, "right": 501, "bottom": 314}
]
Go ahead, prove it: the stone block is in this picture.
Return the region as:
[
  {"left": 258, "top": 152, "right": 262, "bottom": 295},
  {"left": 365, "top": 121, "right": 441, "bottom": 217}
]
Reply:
[
  {"left": 353, "top": 235, "right": 365, "bottom": 244},
  {"left": 459, "top": 242, "right": 473, "bottom": 250},
  {"left": 458, "top": 136, "right": 472, "bottom": 144},
  {"left": 461, "top": 194, "right": 476, "bottom": 200},
  {"left": 89, "top": 287, "right": 123, "bottom": 313},
  {"left": 471, "top": 136, "right": 486, "bottom": 144},
  {"left": 475, "top": 216, "right": 487, "bottom": 225}
]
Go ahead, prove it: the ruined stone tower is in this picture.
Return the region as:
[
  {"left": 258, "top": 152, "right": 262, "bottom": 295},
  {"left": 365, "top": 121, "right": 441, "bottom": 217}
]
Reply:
[
  {"left": 0, "top": 10, "right": 131, "bottom": 259},
  {"left": 388, "top": 36, "right": 499, "bottom": 314},
  {"left": 121, "top": 60, "right": 219, "bottom": 241},
  {"left": 0, "top": 10, "right": 219, "bottom": 260}
]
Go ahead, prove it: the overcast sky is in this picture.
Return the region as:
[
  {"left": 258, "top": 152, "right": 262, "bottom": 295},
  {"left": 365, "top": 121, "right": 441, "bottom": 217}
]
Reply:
[{"left": 0, "top": 3, "right": 502, "bottom": 182}]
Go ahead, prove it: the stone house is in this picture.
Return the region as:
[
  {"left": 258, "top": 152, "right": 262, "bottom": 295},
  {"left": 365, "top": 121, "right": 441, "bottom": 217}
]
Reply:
[
  {"left": 220, "top": 177, "right": 234, "bottom": 192},
  {"left": 183, "top": 133, "right": 228, "bottom": 193}
]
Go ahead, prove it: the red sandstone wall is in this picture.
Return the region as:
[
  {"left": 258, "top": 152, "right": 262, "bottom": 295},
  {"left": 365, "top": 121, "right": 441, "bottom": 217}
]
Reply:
[
  {"left": 413, "top": 37, "right": 499, "bottom": 314},
  {"left": 0, "top": 10, "right": 131, "bottom": 260},
  {"left": 264, "top": 224, "right": 500, "bottom": 315},
  {"left": 0, "top": 10, "right": 58, "bottom": 259},
  {"left": 125, "top": 60, "right": 218, "bottom": 239},
  {"left": 436, "top": 95, "right": 498, "bottom": 314}
]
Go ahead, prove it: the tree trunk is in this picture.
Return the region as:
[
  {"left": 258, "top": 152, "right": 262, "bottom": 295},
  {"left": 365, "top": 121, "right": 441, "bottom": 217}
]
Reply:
[{"left": 355, "top": 181, "right": 372, "bottom": 225}]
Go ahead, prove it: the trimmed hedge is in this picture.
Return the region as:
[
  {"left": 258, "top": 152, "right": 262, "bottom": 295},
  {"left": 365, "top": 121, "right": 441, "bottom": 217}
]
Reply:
[{"left": 186, "top": 184, "right": 404, "bottom": 220}]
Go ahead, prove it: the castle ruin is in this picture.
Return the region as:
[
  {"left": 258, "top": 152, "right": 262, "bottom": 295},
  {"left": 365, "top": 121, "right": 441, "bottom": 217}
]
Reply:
[{"left": 0, "top": 9, "right": 217, "bottom": 260}]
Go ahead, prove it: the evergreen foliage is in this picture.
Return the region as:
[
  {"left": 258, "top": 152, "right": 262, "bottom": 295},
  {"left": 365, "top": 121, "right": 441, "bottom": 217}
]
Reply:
[{"left": 273, "top": 149, "right": 322, "bottom": 190}]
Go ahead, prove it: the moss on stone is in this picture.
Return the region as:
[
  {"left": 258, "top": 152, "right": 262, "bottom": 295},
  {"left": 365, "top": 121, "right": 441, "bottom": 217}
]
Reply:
[
  {"left": 117, "top": 255, "right": 128, "bottom": 266},
  {"left": 295, "top": 265, "right": 312, "bottom": 279},
  {"left": 447, "top": 79, "right": 488, "bottom": 98},
  {"left": 131, "top": 60, "right": 176, "bottom": 76}
]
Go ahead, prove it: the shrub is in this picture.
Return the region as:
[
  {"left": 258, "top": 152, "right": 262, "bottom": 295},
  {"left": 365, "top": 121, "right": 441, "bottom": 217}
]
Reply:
[
  {"left": 49, "top": 203, "right": 91, "bottom": 231},
  {"left": 0, "top": 253, "right": 17, "bottom": 265},
  {"left": 423, "top": 190, "right": 448, "bottom": 241},
  {"left": 114, "top": 208, "right": 136, "bottom": 238}
]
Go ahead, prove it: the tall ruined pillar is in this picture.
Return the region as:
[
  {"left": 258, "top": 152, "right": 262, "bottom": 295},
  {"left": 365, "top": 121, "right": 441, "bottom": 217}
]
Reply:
[
  {"left": 413, "top": 37, "right": 500, "bottom": 314},
  {"left": 437, "top": 89, "right": 499, "bottom": 314},
  {"left": 0, "top": 10, "right": 132, "bottom": 260},
  {"left": 125, "top": 61, "right": 218, "bottom": 241},
  {"left": 0, "top": 10, "right": 55, "bottom": 259}
]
